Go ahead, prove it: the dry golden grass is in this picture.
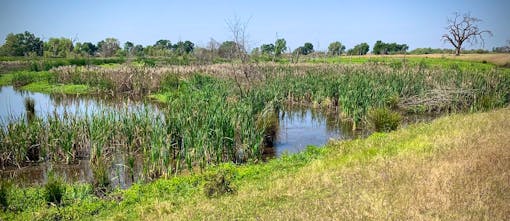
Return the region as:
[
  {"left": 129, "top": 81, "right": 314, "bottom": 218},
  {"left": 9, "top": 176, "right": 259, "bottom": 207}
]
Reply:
[{"left": 140, "top": 108, "right": 510, "bottom": 220}]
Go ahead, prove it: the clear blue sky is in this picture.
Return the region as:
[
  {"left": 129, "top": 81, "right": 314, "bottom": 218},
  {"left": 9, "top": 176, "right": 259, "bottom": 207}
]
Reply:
[{"left": 1, "top": 0, "right": 509, "bottom": 51}]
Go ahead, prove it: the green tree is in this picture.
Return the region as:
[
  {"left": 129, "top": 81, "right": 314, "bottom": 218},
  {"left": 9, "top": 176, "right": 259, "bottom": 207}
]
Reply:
[
  {"left": 173, "top": 40, "right": 194, "bottom": 55},
  {"left": 133, "top": 44, "right": 144, "bottom": 56},
  {"left": 97, "top": 38, "right": 120, "bottom": 57},
  {"left": 124, "top": 41, "right": 134, "bottom": 56},
  {"left": 44, "top": 37, "right": 73, "bottom": 57},
  {"left": 347, "top": 43, "right": 370, "bottom": 55},
  {"left": 0, "top": 31, "right": 43, "bottom": 56},
  {"left": 328, "top": 41, "right": 346, "bottom": 55},
  {"left": 218, "top": 41, "right": 240, "bottom": 59},
  {"left": 260, "top": 43, "right": 275, "bottom": 55},
  {"left": 154, "top": 39, "right": 172, "bottom": 50},
  {"left": 372, "top": 40, "right": 408, "bottom": 55},
  {"left": 74, "top": 42, "right": 97, "bottom": 56},
  {"left": 274, "top": 38, "right": 287, "bottom": 56},
  {"left": 294, "top": 42, "right": 314, "bottom": 55}
]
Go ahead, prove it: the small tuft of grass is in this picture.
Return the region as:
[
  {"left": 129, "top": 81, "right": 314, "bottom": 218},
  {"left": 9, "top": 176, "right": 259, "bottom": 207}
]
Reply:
[
  {"left": 203, "top": 165, "right": 237, "bottom": 198},
  {"left": 0, "top": 74, "right": 14, "bottom": 86},
  {"left": 367, "top": 107, "right": 402, "bottom": 132},
  {"left": 44, "top": 172, "right": 65, "bottom": 206},
  {"left": 0, "top": 180, "right": 10, "bottom": 211}
]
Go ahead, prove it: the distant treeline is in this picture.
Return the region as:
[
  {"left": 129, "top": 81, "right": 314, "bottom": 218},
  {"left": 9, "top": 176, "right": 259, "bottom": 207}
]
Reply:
[
  {"left": 1, "top": 31, "right": 508, "bottom": 62},
  {"left": 408, "top": 48, "right": 497, "bottom": 54}
]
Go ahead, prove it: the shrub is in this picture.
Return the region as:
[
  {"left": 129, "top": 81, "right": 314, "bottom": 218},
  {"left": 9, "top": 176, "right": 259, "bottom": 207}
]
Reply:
[
  {"left": 203, "top": 165, "right": 237, "bottom": 198},
  {"left": 44, "top": 172, "right": 65, "bottom": 206},
  {"left": 0, "top": 180, "right": 10, "bottom": 211},
  {"left": 12, "top": 72, "right": 35, "bottom": 87},
  {"left": 368, "top": 107, "right": 402, "bottom": 132}
]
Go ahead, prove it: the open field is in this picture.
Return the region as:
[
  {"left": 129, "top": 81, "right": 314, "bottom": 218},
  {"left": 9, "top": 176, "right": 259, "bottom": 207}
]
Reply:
[
  {"left": 406, "top": 53, "right": 510, "bottom": 66},
  {"left": 305, "top": 53, "right": 510, "bottom": 67},
  {"left": 376, "top": 53, "right": 510, "bottom": 67}
]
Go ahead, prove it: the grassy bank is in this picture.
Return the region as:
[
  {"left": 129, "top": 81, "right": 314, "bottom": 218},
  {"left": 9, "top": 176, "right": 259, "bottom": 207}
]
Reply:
[
  {"left": 1, "top": 108, "right": 508, "bottom": 220},
  {"left": 20, "top": 82, "right": 91, "bottom": 94},
  {"left": 157, "top": 108, "right": 509, "bottom": 220},
  {"left": 0, "top": 71, "right": 93, "bottom": 94}
]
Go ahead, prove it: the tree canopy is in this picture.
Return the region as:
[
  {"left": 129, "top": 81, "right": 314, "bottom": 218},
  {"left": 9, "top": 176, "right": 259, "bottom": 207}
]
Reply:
[
  {"left": 294, "top": 42, "right": 314, "bottom": 55},
  {"left": 328, "top": 41, "right": 346, "bottom": 55},
  {"left": 260, "top": 43, "right": 275, "bottom": 55},
  {"left": 44, "top": 37, "right": 73, "bottom": 57},
  {"left": 274, "top": 38, "right": 287, "bottom": 56},
  {"left": 173, "top": 40, "right": 194, "bottom": 55},
  {"left": 97, "top": 38, "right": 120, "bottom": 57},
  {"left": 74, "top": 42, "right": 97, "bottom": 56},
  {"left": 218, "top": 41, "right": 241, "bottom": 59},
  {"left": 0, "top": 31, "right": 43, "bottom": 56},
  {"left": 372, "top": 40, "right": 408, "bottom": 55},
  {"left": 347, "top": 43, "right": 370, "bottom": 55}
]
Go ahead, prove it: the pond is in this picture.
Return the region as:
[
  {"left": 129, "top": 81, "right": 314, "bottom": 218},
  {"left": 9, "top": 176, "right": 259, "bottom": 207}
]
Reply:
[{"left": 0, "top": 86, "right": 437, "bottom": 187}]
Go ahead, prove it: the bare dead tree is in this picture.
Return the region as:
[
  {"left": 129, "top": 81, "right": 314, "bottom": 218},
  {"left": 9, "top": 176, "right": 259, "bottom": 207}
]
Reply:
[
  {"left": 225, "top": 15, "right": 251, "bottom": 62},
  {"left": 225, "top": 15, "right": 253, "bottom": 98},
  {"left": 442, "top": 12, "right": 492, "bottom": 56},
  {"left": 207, "top": 38, "right": 220, "bottom": 62}
]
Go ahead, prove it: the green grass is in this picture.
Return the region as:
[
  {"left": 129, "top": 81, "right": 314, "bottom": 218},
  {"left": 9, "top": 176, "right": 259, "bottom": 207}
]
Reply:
[
  {"left": 2, "top": 108, "right": 508, "bottom": 220},
  {"left": 306, "top": 55, "right": 499, "bottom": 70},
  {"left": 0, "top": 73, "right": 13, "bottom": 86},
  {"left": 20, "top": 81, "right": 91, "bottom": 94},
  {"left": 0, "top": 70, "right": 93, "bottom": 94}
]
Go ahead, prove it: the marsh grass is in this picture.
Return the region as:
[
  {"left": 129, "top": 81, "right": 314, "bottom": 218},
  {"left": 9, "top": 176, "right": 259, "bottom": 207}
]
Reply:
[
  {"left": 11, "top": 71, "right": 54, "bottom": 87},
  {"left": 1, "top": 61, "right": 509, "bottom": 172}
]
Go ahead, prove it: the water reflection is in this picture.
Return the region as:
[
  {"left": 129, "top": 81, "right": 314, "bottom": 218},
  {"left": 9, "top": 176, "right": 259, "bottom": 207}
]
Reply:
[
  {"left": 0, "top": 154, "right": 144, "bottom": 188},
  {"left": 0, "top": 86, "right": 154, "bottom": 124},
  {"left": 273, "top": 107, "right": 365, "bottom": 157}
]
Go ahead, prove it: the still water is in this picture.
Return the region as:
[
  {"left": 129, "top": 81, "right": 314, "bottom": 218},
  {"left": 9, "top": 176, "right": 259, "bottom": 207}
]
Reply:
[
  {"left": 274, "top": 108, "right": 364, "bottom": 156},
  {"left": 0, "top": 86, "right": 141, "bottom": 123}
]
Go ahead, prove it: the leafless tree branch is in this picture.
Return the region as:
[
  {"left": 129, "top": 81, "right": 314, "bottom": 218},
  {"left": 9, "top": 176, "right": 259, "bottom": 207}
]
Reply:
[{"left": 442, "top": 12, "right": 492, "bottom": 55}]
